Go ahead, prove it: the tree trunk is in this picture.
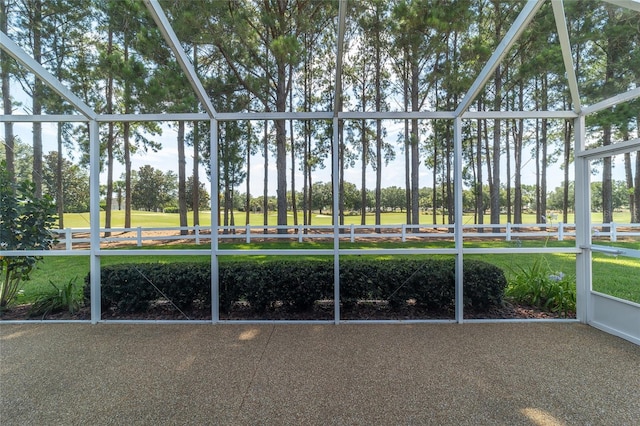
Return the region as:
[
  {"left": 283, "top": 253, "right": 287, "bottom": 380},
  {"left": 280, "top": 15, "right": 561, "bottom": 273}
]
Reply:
[
  {"left": 410, "top": 61, "right": 420, "bottom": 227},
  {"left": 289, "top": 67, "right": 298, "bottom": 226},
  {"left": 513, "top": 114, "right": 523, "bottom": 224},
  {"left": 484, "top": 117, "right": 493, "bottom": 225},
  {"left": 490, "top": 65, "right": 501, "bottom": 226},
  {"left": 404, "top": 118, "right": 411, "bottom": 224},
  {"left": 541, "top": 76, "right": 548, "bottom": 225},
  {"left": 245, "top": 122, "right": 251, "bottom": 226},
  {"left": 505, "top": 120, "right": 511, "bottom": 224},
  {"left": 634, "top": 150, "right": 640, "bottom": 223},
  {"left": 56, "top": 124, "right": 64, "bottom": 228},
  {"left": 624, "top": 150, "right": 634, "bottom": 223},
  {"left": 602, "top": 124, "right": 613, "bottom": 227},
  {"left": 263, "top": 121, "right": 269, "bottom": 233},
  {"left": 32, "top": 0, "right": 43, "bottom": 198},
  {"left": 275, "top": 63, "right": 288, "bottom": 233},
  {"left": 1, "top": 0, "right": 14, "bottom": 181},
  {"left": 476, "top": 99, "right": 484, "bottom": 228},
  {"left": 193, "top": 121, "right": 200, "bottom": 226},
  {"left": 361, "top": 119, "right": 367, "bottom": 225},
  {"left": 192, "top": 47, "right": 200, "bottom": 227},
  {"left": 563, "top": 119, "right": 572, "bottom": 223},
  {"left": 104, "top": 28, "right": 114, "bottom": 238},
  {"left": 374, "top": 8, "right": 382, "bottom": 230},
  {"left": 178, "top": 121, "right": 188, "bottom": 235},
  {"left": 123, "top": 42, "right": 132, "bottom": 229}
]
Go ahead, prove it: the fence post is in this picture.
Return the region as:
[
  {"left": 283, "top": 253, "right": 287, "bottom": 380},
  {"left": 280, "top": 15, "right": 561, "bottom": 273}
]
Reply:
[
  {"left": 246, "top": 224, "right": 251, "bottom": 244},
  {"left": 506, "top": 222, "right": 511, "bottom": 241},
  {"left": 402, "top": 224, "right": 406, "bottom": 242},
  {"left": 65, "top": 228, "right": 72, "bottom": 250},
  {"left": 558, "top": 222, "right": 564, "bottom": 241},
  {"left": 298, "top": 225, "right": 303, "bottom": 243},
  {"left": 611, "top": 222, "right": 617, "bottom": 242},
  {"left": 350, "top": 224, "right": 355, "bottom": 243},
  {"left": 195, "top": 225, "right": 200, "bottom": 245},
  {"left": 137, "top": 227, "right": 142, "bottom": 247}
]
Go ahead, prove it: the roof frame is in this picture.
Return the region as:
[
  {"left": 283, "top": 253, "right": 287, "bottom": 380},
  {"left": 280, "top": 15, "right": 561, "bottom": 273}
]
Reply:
[
  {"left": 1, "top": 1, "right": 638, "bottom": 123},
  {"left": 142, "top": 0, "right": 217, "bottom": 118},
  {"left": 551, "top": 0, "right": 582, "bottom": 113},
  {"left": 454, "top": 0, "right": 545, "bottom": 116},
  {"left": 601, "top": 0, "right": 640, "bottom": 13},
  {"left": 0, "top": 31, "right": 97, "bottom": 119}
]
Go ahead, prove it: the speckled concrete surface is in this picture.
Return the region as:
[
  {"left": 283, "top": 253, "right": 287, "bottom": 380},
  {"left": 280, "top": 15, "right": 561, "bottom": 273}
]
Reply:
[{"left": 1, "top": 323, "right": 639, "bottom": 425}]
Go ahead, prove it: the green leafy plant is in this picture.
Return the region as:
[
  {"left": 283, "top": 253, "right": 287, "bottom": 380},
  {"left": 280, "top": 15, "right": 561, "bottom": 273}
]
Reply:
[
  {"left": 0, "top": 162, "right": 58, "bottom": 309},
  {"left": 29, "top": 278, "right": 82, "bottom": 318},
  {"left": 506, "top": 257, "right": 576, "bottom": 317}
]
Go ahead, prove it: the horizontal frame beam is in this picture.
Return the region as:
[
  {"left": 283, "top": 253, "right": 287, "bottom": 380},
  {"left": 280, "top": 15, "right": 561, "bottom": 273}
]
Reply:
[
  {"left": 461, "top": 110, "right": 578, "bottom": 119},
  {"left": 576, "top": 137, "right": 640, "bottom": 159},
  {"left": 0, "top": 31, "right": 97, "bottom": 119},
  {"left": 142, "top": 0, "right": 217, "bottom": 118},
  {"left": 97, "top": 113, "right": 209, "bottom": 122},
  {"left": 582, "top": 87, "right": 640, "bottom": 115},
  {"left": 601, "top": 0, "right": 640, "bottom": 12},
  {"left": 455, "top": 0, "right": 545, "bottom": 116},
  {"left": 2, "top": 110, "right": 583, "bottom": 123},
  {"left": 0, "top": 114, "right": 90, "bottom": 122},
  {"left": 552, "top": 0, "right": 582, "bottom": 112}
]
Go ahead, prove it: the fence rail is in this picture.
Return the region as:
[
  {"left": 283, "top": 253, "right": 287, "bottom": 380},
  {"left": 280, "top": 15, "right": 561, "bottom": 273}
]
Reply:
[{"left": 46, "top": 222, "right": 640, "bottom": 250}]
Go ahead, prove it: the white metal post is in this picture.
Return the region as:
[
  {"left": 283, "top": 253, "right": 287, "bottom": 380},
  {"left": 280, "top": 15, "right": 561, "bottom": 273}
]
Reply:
[
  {"left": 332, "top": 117, "right": 341, "bottom": 325},
  {"left": 574, "top": 115, "right": 591, "bottom": 324},
  {"left": 89, "top": 120, "right": 101, "bottom": 324},
  {"left": 454, "top": 118, "right": 464, "bottom": 323},
  {"left": 211, "top": 119, "right": 219, "bottom": 323},
  {"left": 332, "top": 0, "right": 347, "bottom": 324}
]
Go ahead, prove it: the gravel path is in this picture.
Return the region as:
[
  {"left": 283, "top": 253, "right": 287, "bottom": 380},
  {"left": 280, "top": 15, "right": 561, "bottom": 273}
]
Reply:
[{"left": 1, "top": 323, "right": 639, "bottom": 425}]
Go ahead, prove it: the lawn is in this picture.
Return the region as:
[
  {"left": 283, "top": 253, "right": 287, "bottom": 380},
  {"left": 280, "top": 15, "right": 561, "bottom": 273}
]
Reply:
[
  {"left": 12, "top": 240, "right": 640, "bottom": 308},
  {"left": 58, "top": 209, "right": 633, "bottom": 229}
]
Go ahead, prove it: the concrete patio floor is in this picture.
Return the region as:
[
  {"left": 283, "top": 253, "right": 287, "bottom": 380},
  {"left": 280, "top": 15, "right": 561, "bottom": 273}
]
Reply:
[{"left": 1, "top": 322, "right": 639, "bottom": 425}]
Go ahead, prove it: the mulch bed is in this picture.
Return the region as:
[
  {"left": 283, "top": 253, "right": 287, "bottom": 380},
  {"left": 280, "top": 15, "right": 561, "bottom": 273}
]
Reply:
[{"left": 0, "top": 299, "right": 573, "bottom": 322}]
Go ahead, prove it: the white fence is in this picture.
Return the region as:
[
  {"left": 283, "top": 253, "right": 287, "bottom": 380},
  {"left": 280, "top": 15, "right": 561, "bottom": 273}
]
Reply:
[{"left": 51, "top": 222, "right": 640, "bottom": 249}]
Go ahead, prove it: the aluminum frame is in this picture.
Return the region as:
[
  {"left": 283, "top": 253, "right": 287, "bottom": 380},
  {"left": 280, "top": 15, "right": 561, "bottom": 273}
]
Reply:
[{"left": 1, "top": 0, "right": 639, "bottom": 331}]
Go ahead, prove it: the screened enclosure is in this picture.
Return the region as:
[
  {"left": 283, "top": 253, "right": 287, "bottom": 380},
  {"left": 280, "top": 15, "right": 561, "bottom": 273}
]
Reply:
[{"left": 1, "top": 0, "right": 639, "bottom": 343}]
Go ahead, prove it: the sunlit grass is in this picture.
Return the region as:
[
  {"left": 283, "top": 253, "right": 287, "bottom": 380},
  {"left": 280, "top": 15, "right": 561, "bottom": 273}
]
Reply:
[
  {"left": 9, "top": 237, "right": 637, "bottom": 307},
  {"left": 58, "top": 209, "right": 633, "bottom": 229}
]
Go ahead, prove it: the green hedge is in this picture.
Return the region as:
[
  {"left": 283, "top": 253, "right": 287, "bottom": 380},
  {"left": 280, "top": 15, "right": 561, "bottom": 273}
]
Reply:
[{"left": 84, "top": 258, "right": 507, "bottom": 314}]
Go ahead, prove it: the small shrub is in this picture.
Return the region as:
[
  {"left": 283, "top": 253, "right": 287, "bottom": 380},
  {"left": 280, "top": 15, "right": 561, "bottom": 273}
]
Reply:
[
  {"left": 505, "top": 258, "right": 576, "bottom": 317},
  {"left": 86, "top": 258, "right": 506, "bottom": 316},
  {"left": 30, "top": 278, "right": 82, "bottom": 318}
]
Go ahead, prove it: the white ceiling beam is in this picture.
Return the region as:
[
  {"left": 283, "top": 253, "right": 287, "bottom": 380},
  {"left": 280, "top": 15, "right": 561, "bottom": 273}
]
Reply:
[
  {"left": 551, "top": 0, "right": 582, "bottom": 113},
  {"left": 1, "top": 110, "right": 582, "bottom": 123},
  {"left": 601, "top": 0, "right": 640, "bottom": 12},
  {"left": 0, "top": 31, "right": 97, "bottom": 120},
  {"left": 462, "top": 110, "right": 577, "bottom": 119},
  {"left": 217, "top": 112, "right": 334, "bottom": 121},
  {"left": 576, "top": 137, "right": 640, "bottom": 159},
  {"left": 582, "top": 87, "right": 640, "bottom": 115},
  {"left": 454, "top": 0, "right": 545, "bottom": 116},
  {"left": 143, "top": 0, "right": 217, "bottom": 118},
  {"left": 340, "top": 111, "right": 456, "bottom": 120},
  {"left": 97, "top": 113, "right": 210, "bottom": 122},
  {"left": 0, "top": 114, "right": 90, "bottom": 122}
]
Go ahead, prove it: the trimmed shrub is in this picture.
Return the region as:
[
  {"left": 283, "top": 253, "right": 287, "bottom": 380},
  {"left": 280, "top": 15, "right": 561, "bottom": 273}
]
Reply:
[{"left": 85, "top": 258, "right": 506, "bottom": 314}]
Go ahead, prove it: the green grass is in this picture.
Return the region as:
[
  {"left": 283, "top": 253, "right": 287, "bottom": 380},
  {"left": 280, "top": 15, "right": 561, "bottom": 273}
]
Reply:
[
  {"left": 58, "top": 209, "right": 633, "bottom": 229},
  {"left": 11, "top": 240, "right": 639, "bottom": 307}
]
